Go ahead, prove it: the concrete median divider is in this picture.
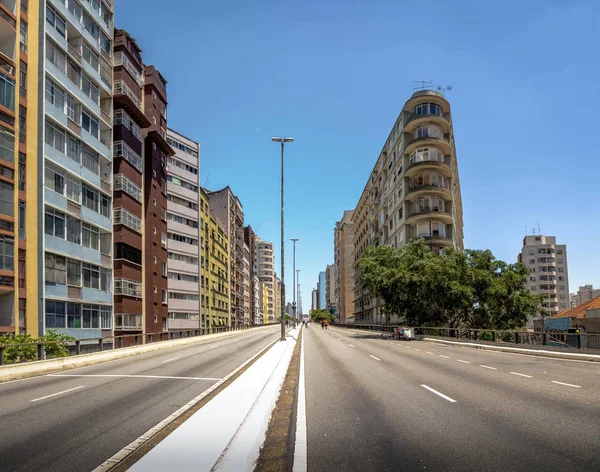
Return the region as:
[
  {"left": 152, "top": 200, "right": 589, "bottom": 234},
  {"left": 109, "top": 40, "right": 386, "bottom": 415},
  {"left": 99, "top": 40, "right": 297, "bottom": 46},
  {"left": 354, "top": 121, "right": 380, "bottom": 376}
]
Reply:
[{"left": 0, "top": 327, "right": 275, "bottom": 383}]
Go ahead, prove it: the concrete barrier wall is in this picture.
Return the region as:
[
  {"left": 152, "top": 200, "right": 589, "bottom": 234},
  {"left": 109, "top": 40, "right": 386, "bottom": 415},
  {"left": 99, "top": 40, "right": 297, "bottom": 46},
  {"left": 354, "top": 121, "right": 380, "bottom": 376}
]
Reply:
[{"left": 0, "top": 327, "right": 275, "bottom": 383}]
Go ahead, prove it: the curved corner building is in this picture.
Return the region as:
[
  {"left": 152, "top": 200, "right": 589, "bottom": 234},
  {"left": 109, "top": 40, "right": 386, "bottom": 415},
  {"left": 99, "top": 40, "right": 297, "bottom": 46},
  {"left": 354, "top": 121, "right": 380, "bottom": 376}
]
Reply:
[{"left": 352, "top": 90, "right": 464, "bottom": 325}]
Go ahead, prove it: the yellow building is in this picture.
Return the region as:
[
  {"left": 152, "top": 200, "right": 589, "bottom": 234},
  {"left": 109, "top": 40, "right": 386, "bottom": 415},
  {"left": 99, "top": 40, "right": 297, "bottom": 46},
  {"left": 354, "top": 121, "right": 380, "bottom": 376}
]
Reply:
[
  {"left": 200, "top": 189, "right": 229, "bottom": 332},
  {"left": 262, "top": 281, "right": 269, "bottom": 324}
]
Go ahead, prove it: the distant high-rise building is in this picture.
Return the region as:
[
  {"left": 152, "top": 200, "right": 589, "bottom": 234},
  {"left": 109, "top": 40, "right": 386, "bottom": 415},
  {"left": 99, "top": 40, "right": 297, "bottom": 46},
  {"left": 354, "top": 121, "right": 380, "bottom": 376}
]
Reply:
[
  {"left": 518, "top": 235, "right": 569, "bottom": 324},
  {"left": 352, "top": 90, "right": 464, "bottom": 325},
  {"left": 326, "top": 264, "right": 336, "bottom": 315},
  {"left": 244, "top": 226, "right": 258, "bottom": 324},
  {"left": 318, "top": 271, "right": 326, "bottom": 309},
  {"left": 255, "top": 239, "right": 275, "bottom": 322},
  {"left": 334, "top": 210, "right": 355, "bottom": 323},
  {"left": 311, "top": 289, "right": 318, "bottom": 311},
  {"left": 575, "top": 285, "right": 600, "bottom": 307}
]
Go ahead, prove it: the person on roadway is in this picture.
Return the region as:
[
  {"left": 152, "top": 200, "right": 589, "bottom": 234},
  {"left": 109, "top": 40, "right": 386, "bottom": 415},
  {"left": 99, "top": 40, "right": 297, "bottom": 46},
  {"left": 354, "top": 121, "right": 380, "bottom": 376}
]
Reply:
[{"left": 321, "top": 320, "right": 325, "bottom": 330}]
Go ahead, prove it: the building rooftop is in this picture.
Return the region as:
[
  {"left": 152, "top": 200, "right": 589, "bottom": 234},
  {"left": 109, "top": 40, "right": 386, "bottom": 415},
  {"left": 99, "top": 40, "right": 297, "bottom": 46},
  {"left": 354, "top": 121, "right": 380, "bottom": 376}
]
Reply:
[{"left": 550, "top": 295, "right": 600, "bottom": 319}]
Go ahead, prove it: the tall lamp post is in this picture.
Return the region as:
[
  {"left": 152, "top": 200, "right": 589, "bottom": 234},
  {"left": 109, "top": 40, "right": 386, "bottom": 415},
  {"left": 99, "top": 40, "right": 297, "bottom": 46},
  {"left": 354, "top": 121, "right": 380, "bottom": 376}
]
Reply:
[
  {"left": 296, "top": 269, "right": 301, "bottom": 321},
  {"left": 272, "top": 137, "right": 294, "bottom": 341},
  {"left": 290, "top": 239, "right": 299, "bottom": 328}
]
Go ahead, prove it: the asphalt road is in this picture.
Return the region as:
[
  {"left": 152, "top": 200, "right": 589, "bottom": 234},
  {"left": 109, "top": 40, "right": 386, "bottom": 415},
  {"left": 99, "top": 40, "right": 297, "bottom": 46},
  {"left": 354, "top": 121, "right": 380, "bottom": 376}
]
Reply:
[
  {"left": 304, "top": 325, "right": 600, "bottom": 472},
  {"left": 0, "top": 326, "right": 281, "bottom": 472}
]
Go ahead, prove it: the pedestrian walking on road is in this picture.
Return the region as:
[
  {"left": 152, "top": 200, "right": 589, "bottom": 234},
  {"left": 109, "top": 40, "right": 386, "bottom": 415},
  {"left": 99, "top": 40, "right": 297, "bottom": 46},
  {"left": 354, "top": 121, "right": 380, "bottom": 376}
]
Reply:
[
  {"left": 321, "top": 320, "right": 325, "bottom": 330},
  {"left": 325, "top": 320, "right": 329, "bottom": 330}
]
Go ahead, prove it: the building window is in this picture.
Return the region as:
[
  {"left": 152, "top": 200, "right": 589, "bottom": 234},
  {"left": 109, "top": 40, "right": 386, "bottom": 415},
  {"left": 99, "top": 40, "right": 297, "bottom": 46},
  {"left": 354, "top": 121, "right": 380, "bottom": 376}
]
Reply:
[
  {"left": 409, "top": 147, "right": 445, "bottom": 165},
  {"left": 45, "top": 120, "right": 66, "bottom": 154},
  {"left": 66, "top": 302, "right": 81, "bottom": 328},
  {"left": 412, "top": 102, "right": 442, "bottom": 117},
  {"left": 46, "top": 5, "right": 67, "bottom": 38},
  {"left": 82, "top": 183, "right": 99, "bottom": 212},
  {"left": 46, "top": 300, "right": 66, "bottom": 329},
  {"left": 20, "top": 21, "right": 27, "bottom": 54},
  {"left": 0, "top": 180, "right": 13, "bottom": 217},
  {"left": 18, "top": 249, "right": 25, "bottom": 288},
  {"left": 45, "top": 253, "right": 67, "bottom": 284},
  {"left": 45, "top": 163, "right": 65, "bottom": 195},
  {"left": 153, "top": 286, "right": 157, "bottom": 294},
  {"left": 101, "top": 306, "right": 112, "bottom": 329},
  {"left": 153, "top": 226, "right": 156, "bottom": 234},
  {"left": 67, "top": 216, "right": 81, "bottom": 244},
  {"left": 0, "top": 236, "right": 14, "bottom": 271},
  {"left": 161, "top": 261, "right": 166, "bottom": 276},
  {"left": 45, "top": 208, "right": 66, "bottom": 239},
  {"left": 82, "top": 144, "right": 100, "bottom": 175},
  {"left": 18, "top": 201, "right": 25, "bottom": 240},
  {"left": 82, "top": 223, "right": 100, "bottom": 251},
  {"left": 162, "top": 290, "right": 167, "bottom": 303},
  {"left": 558, "top": 267, "right": 564, "bottom": 273},
  {"left": 153, "top": 256, "right": 157, "bottom": 264},
  {"left": 0, "top": 126, "right": 14, "bottom": 163},
  {"left": 114, "top": 174, "right": 141, "bottom": 201},
  {"left": 81, "top": 108, "right": 99, "bottom": 138},
  {"left": 114, "top": 278, "right": 142, "bottom": 297},
  {"left": 66, "top": 176, "right": 81, "bottom": 203},
  {"left": 67, "top": 259, "right": 81, "bottom": 286},
  {"left": 153, "top": 198, "right": 156, "bottom": 206},
  {"left": 18, "top": 152, "right": 25, "bottom": 191},
  {"left": 114, "top": 243, "right": 142, "bottom": 265},
  {"left": 83, "top": 263, "right": 100, "bottom": 289},
  {"left": 82, "top": 303, "right": 100, "bottom": 329},
  {"left": 18, "top": 106, "right": 26, "bottom": 143}
]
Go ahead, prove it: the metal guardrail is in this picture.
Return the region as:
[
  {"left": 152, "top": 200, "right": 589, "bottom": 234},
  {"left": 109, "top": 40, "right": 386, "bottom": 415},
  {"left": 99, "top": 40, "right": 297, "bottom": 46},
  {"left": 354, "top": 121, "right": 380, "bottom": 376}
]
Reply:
[
  {"left": 335, "top": 324, "right": 600, "bottom": 351},
  {"left": 0, "top": 323, "right": 280, "bottom": 366}
]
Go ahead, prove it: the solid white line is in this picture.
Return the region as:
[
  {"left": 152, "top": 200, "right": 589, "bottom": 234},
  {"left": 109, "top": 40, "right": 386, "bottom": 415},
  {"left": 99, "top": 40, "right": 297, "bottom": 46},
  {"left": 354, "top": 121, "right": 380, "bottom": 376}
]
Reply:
[
  {"left": 480, "top": 365, "right": 497, "bottom": 370},
  {"left": 510, "top": 372, "right": 532, "bottom": 378},
  {"left": 348, "top": 344, "right": 355, "bottom": 348},
  {"left": 404, "top": 346, "right": 411, "bottom": 349},
  {"left": 551, "top": 381, "right": 582, "bottom": 388},
  {"left": 161, "top": 356, "right": 181, "bottom": 364},
  {"left": 440, "top": 355, "right": 450, "bottom": 359},
  {"left": 421, "top": 384, "right": 457, "bottom": 403},
  {"left": 414, "top": 348, "right": 422, "bottom": 352},
  {"left": 292, "top": 328, "right": 307, "bottom": 472},
  {"left": 426, "top": 351, "right": 434, "bottom": 355},
  {"left": 31, "top": 385, "right": 84, "bottom": 402},
  {"left": 48, "top": 374, "right": 221, "bottom": 381},
  {"left": 457, "top": 359, "right": 471, "bottom": 364},
  {"left": 369, "top": 355, "right": 381, "bottom": 361}
]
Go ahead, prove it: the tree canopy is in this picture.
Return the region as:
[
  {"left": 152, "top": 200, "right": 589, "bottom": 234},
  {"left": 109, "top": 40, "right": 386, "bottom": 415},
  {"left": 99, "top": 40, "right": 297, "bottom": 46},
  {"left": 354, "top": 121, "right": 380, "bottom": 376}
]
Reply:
[
  {"left": 310, "top": 309, "right": 333, "bottom": 323},
  {"left": 357, "top": 239, "right": 544, "bottom": 329}
]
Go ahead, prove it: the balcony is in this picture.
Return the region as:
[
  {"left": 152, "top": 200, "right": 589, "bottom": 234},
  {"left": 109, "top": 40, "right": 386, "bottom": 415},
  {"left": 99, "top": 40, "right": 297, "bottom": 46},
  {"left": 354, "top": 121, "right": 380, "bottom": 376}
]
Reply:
[
  {"left": 405, "top": 133, "right": 451, "bottom": 156},
  {"left": 407, "top": 182, "right": 451, "bottom": 199},
  {"left": 0, "top": 2, "right": 16, "bottom": 35},
  {"left": 115, "top": 313, "right": 142, "bottom": 331},
  {"left": 406, "top": 208, "right": 453, "bottom": 225},
  {"left": 113, "top": 80, "right": 150, "bottom": 127},
  {"left": 0, "top": 52, "right": 15, "bottom": 78}
]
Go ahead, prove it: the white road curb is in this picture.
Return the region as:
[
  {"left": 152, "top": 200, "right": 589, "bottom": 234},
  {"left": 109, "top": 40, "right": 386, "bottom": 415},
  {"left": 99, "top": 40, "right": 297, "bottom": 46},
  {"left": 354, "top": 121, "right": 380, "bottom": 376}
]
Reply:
[{"left": 292, "top": 326, "right": 307, "bottom": 472}]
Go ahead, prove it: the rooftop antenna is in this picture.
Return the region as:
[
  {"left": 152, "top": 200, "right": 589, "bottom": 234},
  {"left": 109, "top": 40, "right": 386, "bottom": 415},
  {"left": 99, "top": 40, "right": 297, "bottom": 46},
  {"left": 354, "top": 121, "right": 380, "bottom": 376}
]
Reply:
[
  {"left": 437, "top": 84, "right": 453, "bottom": 96},
  {"left": 202, "top": 172, "right": 210, "bottom": 188},
  {"left": 537, "top": 221, "right": 541, "bottom": 236},
  {"left": 413, "top": 80, "right": 433, "bottom": 91}
]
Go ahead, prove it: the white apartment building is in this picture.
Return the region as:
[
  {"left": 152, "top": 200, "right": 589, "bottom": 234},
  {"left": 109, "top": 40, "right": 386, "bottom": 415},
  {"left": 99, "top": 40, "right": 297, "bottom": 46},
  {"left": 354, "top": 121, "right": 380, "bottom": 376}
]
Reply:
[
  {"left": 255, "top": 239, "right": 275, "bottom": 322},
  {"left": 42, "top": 0, "right": 115, "bottom": 338},
  {"left": 352, "top": 90, "right": 464, "bottom": 325},
  {"left": 519, "top": 235, "right": 569, "bottom": 322},
  {"left": 165, "top": 128, "right": 200, "bottom": 330}
]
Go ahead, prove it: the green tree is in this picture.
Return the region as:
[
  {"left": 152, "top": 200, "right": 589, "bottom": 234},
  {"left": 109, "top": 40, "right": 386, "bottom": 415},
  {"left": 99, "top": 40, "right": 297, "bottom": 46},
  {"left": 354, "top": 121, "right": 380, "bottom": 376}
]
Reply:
[
  {"left": 310, "top": 309, "right": 333, "bottom": 323},
  {"left": 0, "top": 333, "right": 37, "bottom": 364},
  {"left": 40, "top": 330, "right": 76, "bottom": 359},
  {"left": 358, "top": 239, "right": 543, "bottom": 330}
]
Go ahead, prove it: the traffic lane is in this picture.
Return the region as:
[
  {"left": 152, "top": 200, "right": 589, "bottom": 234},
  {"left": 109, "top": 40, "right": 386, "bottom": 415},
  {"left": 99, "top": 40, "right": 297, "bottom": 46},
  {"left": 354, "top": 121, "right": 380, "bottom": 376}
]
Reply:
[
  {"left": 0, "top": 326, "right": 278, "bottom": 411},
  {"left": 325, "top": 328, "right": 600, "bottom": 470},
  {"left": 305, "top": 326, "right": 587, "bottom": 472},
  {"left": 0, "top": 328, "right": 280, "bottom": 472},
  {"left": 305, "top": 325, "right": 457, "bottom": 472},
  {"left": 331, "top": 327, "right": 600, "bottom": 390}
]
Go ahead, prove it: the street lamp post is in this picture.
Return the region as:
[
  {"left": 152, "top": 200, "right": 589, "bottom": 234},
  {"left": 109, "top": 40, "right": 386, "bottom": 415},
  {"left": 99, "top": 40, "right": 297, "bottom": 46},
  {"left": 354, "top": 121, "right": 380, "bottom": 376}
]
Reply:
[
  {"left": 291, "top": 239, "right": 299, "bottom": 328},
  {"left": 272, "top": 137, "right": 293, "bottom": 341},
  {"left": 296, "top": 269, "right": 301, "bottom": 322}
]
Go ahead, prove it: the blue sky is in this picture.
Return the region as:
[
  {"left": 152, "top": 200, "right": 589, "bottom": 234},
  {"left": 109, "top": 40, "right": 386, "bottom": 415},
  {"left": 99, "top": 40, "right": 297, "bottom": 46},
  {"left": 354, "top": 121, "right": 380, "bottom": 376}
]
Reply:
[{"left": 117, "top": 0, "right": 600, "bottom": 307}]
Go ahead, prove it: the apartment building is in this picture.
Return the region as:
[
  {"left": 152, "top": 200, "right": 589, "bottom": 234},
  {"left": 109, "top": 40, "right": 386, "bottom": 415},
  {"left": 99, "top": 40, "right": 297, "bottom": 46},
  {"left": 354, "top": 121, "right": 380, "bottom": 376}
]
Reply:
[
  {"left": 165, "top": 128, "right": 200, "bottom": 330},
  {"left": 326, "top": 264, "right": 335, "bottom": 315},
  {"left": 0, "top": 0, "right": 29, "bottom": 334},
  {"left": 36, "top": 0, "right": 115, "bottom": 338},
  {"left": 311, "top": 289, "right": 317, "bottom": 311},
  {"left": 255, "top": 239, "right": 275, "bottom": 322},
  {"left": 518, "top": 235, "right": 569, "bottom": 322},
  {"left": 242, "top": 241, "right": 250, "bottom": 327},
  {"left": 253, "top": 275, "right": 262, "bottom": 325},
  {"left": 274, "top": 274, "right": 281, "bottom": 322},
  {"left": 112, "top": 29, "right": 146, "bottom": 337},
  {"left": 317, "top": 271, "right": 326, "bottom": 309},
  {"left": 244, "top": 225, "right": 258, "bottom": 324},
  {"left": 575, "top": 285, "right": 600, "bottom": 307},
  {"left": 262, "top": 280, "right": 268, "bottom": 324},
  {"left": 352, "top": 90, "right": 464, "bottom": 325},
  {"left": 206, "top": 186, "right": 245, "bottom": 328},
  {"left": 334, "top": 210, "right": 355, "bottom": 323},
  {"left": 199, "top": 188, "right": 229, "bottom": 331}
]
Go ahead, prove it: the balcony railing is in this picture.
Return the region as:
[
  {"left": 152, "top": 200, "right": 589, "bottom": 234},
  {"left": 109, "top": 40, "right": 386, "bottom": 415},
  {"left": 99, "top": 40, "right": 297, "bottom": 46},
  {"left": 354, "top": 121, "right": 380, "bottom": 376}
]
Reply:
[
  {"left": 0, "top": 6, "right": 16, "bottom": 28},
  {"left": 0, "top": 53, "right": 15, "bottom": 77},
  {"left": 113, "top": 80, "right": 142, "bottom": 111},
  {"left": 113, "top": 52, "right": 143, "bottom": 87}
]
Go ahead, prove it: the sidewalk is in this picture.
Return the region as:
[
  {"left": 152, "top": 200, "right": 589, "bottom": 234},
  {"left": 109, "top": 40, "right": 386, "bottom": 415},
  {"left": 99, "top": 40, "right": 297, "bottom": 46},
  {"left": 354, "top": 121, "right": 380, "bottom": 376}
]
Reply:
[{"left": 129, "top": 327, "right": 301, "bottom": 472}]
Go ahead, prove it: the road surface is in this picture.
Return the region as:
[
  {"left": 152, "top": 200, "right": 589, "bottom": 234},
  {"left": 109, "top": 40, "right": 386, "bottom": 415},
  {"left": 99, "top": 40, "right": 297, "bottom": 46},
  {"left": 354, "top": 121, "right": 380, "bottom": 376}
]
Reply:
[
  {"left": 0, "top": 326, "right": 281, "bottom": 472},
  {"left": 304, "top": 325, "right": 600, "bottom": 472}
]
